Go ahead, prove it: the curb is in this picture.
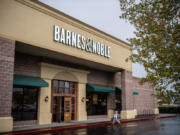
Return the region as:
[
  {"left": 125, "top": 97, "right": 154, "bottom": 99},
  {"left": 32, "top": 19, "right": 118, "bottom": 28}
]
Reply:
[
  {"left": 121, "top": 117, "right": 153, "bottom": 123},
  {"left": 6, "top": 115, "right": 178, "bottom": 135},
  {"left": 7, "top": 122, "right": 112, "bottom": 135},
  {"left": 155, "top": 114, "right": 178, "bottom": 120}
]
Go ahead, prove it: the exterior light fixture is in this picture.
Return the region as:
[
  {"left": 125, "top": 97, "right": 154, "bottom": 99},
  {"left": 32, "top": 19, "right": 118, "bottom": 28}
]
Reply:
[
  {"left": 45, "top": 96, "right": 49, "bottom": 102},
  {"left": 81, "top": 97, "right": 85, "bottom": 102}
]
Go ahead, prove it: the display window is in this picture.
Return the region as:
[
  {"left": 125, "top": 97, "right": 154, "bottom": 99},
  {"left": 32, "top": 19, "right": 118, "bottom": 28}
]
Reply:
[{"left": 12, "top": 86, "right": 38, "bottom": 121}]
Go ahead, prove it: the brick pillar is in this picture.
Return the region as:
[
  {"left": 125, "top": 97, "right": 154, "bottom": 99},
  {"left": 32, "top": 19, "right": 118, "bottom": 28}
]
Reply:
[
  {"left": 0, "top": 37, "right": 15, "bottom": 132},
  {"left": 121, "top": 70, "right": 136, "bottom": 119},
  {"left": 107, "top": 93, "right": 115, "bottom": 118},
  {"left": 114, "top": 72, "right": 121, "bottom": 86},
  {"left": 107, "top": 72, "right": 122, "bottom": 118}
]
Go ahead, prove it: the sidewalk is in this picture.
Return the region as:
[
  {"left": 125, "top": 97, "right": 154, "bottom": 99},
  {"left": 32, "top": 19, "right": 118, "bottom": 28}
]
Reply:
[
  {"left": 5, "top": 114, "right": 178, "bottom": 135},
  {"left": 13, "top": 118, "right": 111, "bottom": 132}
]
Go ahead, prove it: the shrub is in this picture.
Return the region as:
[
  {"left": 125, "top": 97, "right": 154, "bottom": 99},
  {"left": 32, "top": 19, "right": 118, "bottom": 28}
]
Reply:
[{"left": 159, "top": 106, "right": 180, "bottom": 113}]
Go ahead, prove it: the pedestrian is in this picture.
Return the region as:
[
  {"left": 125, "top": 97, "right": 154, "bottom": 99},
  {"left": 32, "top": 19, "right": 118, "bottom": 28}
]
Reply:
[{"left": 112, "top": 111, "right": 120, "bottom": 124}]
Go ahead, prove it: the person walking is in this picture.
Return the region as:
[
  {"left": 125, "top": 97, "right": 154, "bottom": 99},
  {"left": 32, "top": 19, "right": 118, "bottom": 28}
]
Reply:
[{"left": 113, "top": 111, "right": 120, "bottom": 124}]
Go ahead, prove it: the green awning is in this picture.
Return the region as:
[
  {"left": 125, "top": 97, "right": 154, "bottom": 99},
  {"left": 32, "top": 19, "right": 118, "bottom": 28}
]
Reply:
[
  {"left": 14, "top": 75, "right": 49, "bottom": 87},
  {"left": 115, "top": 86, "right": 122, "bottom": 91},
  {"left": 115, "top": 86, "right": 122, "bottom": 94},
  {"left": 132, "top": 90, "right": 139, "bottom": 95},
  {"left": 86, "top": 83, "right": 115, "bottom": 93}
]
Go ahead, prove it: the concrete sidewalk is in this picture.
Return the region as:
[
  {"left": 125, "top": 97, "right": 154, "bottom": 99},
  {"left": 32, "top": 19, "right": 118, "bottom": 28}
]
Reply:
[
  {"left": 5, "top": 114, "right": 178, "bottom": 135},
  {"left": 13, "top": 118, "right": 111, "bottom": 132}
]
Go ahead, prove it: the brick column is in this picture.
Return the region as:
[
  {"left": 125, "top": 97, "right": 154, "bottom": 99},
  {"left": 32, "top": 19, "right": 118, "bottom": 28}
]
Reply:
[
  {"left": 0, "top": 37, "right": 15, "bottom": 132},
  {"left": 121, "top": 70, "right": 136, "bottom": 119},
  {"left": 114, "top": 72, "right": 121, "bottom": 86},
  {"left": 107, "top": 93, "right": 115, "bottom": 118},
  {"left": 107, "top": 72, "right": 122, "bottom": 118}
]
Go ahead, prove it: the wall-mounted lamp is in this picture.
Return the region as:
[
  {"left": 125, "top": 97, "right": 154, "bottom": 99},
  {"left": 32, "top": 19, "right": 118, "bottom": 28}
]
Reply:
[
  {"left": 81, "top": 97, "right": 85, "bottom": 102},
  {"left": 45, "top": 96, "right": 49, "bottom": 102}
]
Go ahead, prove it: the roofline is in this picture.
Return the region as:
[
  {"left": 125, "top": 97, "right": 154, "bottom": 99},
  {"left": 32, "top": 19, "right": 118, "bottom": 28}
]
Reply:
[{"left": 31, "top": 0, "right": 131, "bottom": 48}]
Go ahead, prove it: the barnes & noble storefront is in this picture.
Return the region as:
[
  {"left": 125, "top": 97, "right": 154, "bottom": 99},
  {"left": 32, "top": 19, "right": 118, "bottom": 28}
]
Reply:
[{"left": 0, "top": 0, "right": 158, "bottom": 133}]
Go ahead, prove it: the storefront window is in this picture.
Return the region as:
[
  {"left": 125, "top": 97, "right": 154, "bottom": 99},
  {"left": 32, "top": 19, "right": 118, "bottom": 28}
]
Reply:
[
  {"left": 59, "top": 81, "right": 65, "bottom": 93},
  {"left": 53, "top": 80, "right": 75, "bottom": 94},
  {"left": 53, "top": 80, "right": 59, "bottom": 93},
  {"left": 86, "top": 92, "right": 107, "bottom": 115},
  {"left": 12, "top": 86, "right": 38, "bottom": 121},
  {"left": 65, "top": 82, "right": 70, "bottom": 94}
]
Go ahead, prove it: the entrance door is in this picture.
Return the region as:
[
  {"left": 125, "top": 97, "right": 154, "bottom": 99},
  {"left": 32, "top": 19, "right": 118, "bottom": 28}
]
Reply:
[
  {"left": 52, "top": 80, "right": 77, "bottom": 122},
  {"left": 53, "top": 96, "right": 62, "bottom": 122},
  {"left": 64, "top": 97, "right": 71, "bottom": 121}
]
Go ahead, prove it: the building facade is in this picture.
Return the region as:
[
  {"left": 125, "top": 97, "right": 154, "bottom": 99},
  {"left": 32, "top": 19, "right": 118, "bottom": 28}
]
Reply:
[{"left": 0, "top": 0, "right": 159, "bottom": 133}]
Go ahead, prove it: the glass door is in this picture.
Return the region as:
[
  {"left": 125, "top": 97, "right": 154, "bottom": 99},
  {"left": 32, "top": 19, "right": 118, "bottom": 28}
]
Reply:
[
  {"left": 52, "top": 80, "right": 77, "bottom": 122},
  {"left": 64, "top": 97, "right": 71, "bottom": 121},
  {"left": 53, "top": 96, "right": 62, "bottom": 122}
]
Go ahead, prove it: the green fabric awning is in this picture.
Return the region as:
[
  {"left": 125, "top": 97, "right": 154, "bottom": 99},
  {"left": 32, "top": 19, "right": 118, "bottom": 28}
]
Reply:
[
  {"left": 115, "top": 86, "right": 122, "bottom": 94},
  {"left": 115, "top": 86, "right": 122, "bottom": 91},
  {"left": 86, "top": 83, "right": 115, "bottom": 93},
  {"left": 132, "top": 90, "right": 139, "bottom": 95},
  {"left": 14, "top": 75, "right": 49, "bottom": 87}
]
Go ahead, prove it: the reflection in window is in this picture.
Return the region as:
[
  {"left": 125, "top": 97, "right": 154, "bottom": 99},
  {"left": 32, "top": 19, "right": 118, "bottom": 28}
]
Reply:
[
  {"left": 59, "top": 81, "right": 64, "bottom": 93},
  {"left": 65, "top": 82, "right": 70, "bottom": 94},
  {"left": 59, "top": 81, "right": 64, "bottom": 87},
  {"left": 86, "top": 92, "right": 107, "bottom": 115},
  {"left": 65, "top": 82, "right": 69, "bottom": 88},
  {"left": 53, "top": 80, "right": 59, "bottom": 93},
  {"left": 12, "top": 86, "right": 38, "bottom": 121}
]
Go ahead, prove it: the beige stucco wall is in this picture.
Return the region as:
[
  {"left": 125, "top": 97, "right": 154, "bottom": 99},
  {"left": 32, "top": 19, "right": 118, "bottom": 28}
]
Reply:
[
  {"left": 77, "top": 83, "right": 87, "bottom": 121},
  {"left": 38, "top": 79, "right": 52, "bottom": 124},
  {"left": 108, "top": 109, "right": 114, "bottom": 118},
  {"left": 0, "top": 117, "right": 13, "bottom": 133},
  {"left": 0, "top": 0, "right": 132, "bottom": 71},
  {"left": 40, "top": 63, "right": 89, "bottom": 123},
  {"left": 120, "top": 109, "right": 137, "bottom": 120},
  {"left": 154, "top": 108, "right": 159, "bottom": 115}
]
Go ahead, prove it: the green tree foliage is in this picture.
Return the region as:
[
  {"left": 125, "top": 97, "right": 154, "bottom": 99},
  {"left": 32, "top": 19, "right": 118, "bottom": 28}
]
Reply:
[
  {"left": 119, "top": 0, "right": 180, "bottom": 98},
  {"left": 157, "top": 90, "right": 177, "bottom": 105}
]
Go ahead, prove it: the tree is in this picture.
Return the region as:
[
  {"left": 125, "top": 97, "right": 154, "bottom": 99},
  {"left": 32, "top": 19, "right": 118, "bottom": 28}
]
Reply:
[
  {"left": 157, "top": 90, "right": 176, "bottom": 105},
  {"left": 119, "top": 0, "right": 180, "bottom": 97}
]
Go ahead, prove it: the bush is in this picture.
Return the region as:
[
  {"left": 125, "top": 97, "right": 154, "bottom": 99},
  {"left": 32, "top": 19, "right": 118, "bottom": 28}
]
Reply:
[{"left": 159, "top": 106, "right": 180, "bottom": 113}]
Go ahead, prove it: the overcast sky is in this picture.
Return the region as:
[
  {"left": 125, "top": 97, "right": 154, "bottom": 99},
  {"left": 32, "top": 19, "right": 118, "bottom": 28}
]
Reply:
[{"left": 39, "top": 0, "right": 147, "bottom": 78}]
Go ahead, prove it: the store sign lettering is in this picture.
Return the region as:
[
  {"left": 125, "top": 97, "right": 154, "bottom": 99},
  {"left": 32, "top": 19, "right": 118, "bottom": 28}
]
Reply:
[{"left": 53, "top": 25, "right": 110, "bottom": 58}]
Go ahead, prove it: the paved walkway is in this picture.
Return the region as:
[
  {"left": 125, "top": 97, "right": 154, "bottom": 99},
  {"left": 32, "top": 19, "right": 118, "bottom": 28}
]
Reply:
[
  {"left": 7, "top": 114, "right": 178, "bottom": 135},
  {"left": 13, "top": 118, "right": 111, "bottom": 132}
]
